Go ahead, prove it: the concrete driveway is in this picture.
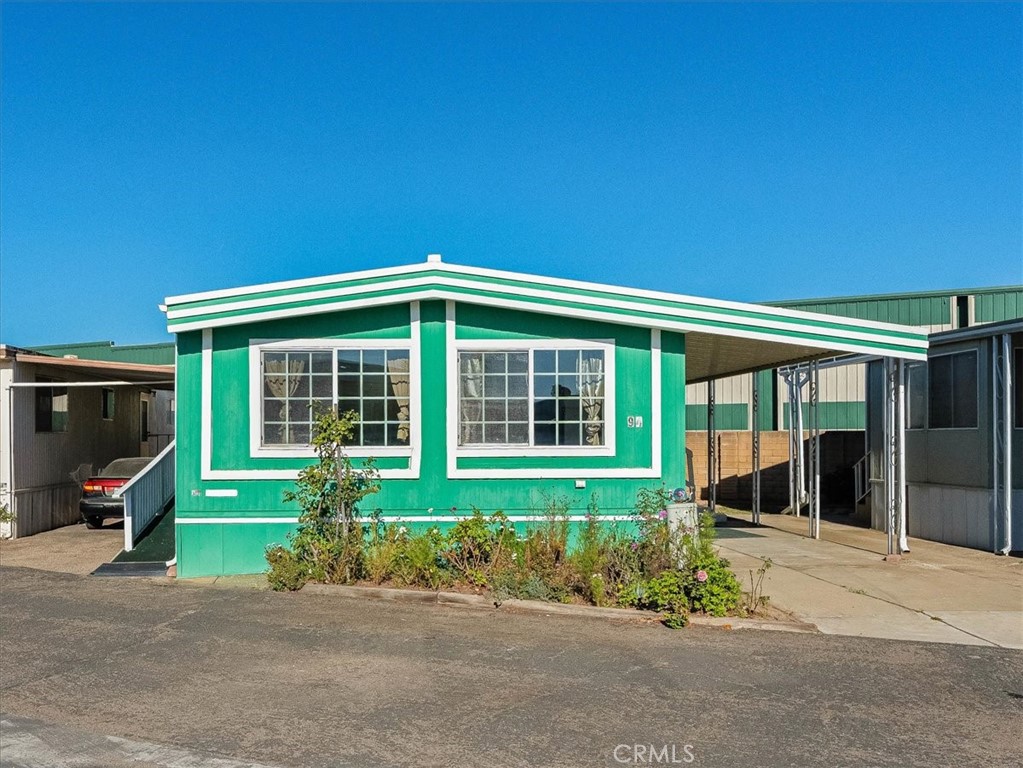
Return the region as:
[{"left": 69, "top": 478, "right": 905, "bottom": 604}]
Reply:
[
  {"left": 719, "top": 512, "right": 1023, "bottom": 649},
  {"left": 0, "top": 521, "right": 123, "bottom": 575}
]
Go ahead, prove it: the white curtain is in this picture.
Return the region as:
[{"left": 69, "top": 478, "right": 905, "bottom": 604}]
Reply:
[
  {"left": 579, "top": 356, "right": 604, "bottom": 446},
  {"left": 460, "top": 355, "right": 483, "bottom": 444},
  {"left": 265, "top": 357, "right": 306, "bottom": 420},
  {"left": 387, "top": 357, "right": 411, "bottom": 442}
]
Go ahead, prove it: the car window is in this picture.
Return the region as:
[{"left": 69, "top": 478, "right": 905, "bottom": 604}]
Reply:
[{"left": 99, "top": 458, "right": 152, "bottom": 477}]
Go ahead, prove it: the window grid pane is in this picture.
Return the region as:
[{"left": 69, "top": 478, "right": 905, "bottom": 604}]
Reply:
[
  {"left": 261, "top": 348, "right": 410, "bottom": 447},
  {"left": 458, "top": 347, "right": 607, "bottom": 448},
  {"left": 533, "top": 349, "right": 605, "bottom": 446},
  {"left": 459, "top": 351, "right": 530, "bottom": 446}
]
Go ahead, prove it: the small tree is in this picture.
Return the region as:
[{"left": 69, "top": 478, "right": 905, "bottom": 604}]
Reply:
[{"left": 268, "top": 409, "right": 380, "bottom": 587}]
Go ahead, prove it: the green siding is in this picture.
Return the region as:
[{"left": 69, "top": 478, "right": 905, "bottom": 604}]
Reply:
[
  {"left": 686, "top": 404, "right": 748, "bottom": 430},
  {"left": 975, "top": 290, "right": 1023, "bottom": 323},
  {"left": 755, "top": 369, "right": 777, "bottom": 431},
  {"left": 773, "top": 296, "right": 952, "bottom": 326},
  {"left": 782, "top": 401, "right": 866, "bottom": 430},
  {"left": 772, "top": 286, "right": 1023, "bottom": 327}
]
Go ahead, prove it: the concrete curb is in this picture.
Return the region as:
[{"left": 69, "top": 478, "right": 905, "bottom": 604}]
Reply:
[{"left": 300, "top": 582, "right": 817, "bottom": 633}]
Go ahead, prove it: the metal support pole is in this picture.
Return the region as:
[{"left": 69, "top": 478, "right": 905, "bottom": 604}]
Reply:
[
  {"left": 809, "top": 360, "right": 821, "bottom": 539},
  {"left": 883, "top": 357, "right": 905, "bottom": 556},
  {"left": 752, "top": 373, "right": 761, "bottom": 526},
  {"left": 993, "top": 335, "right": 1013, "bottom": 554},
  {"left": 707, "top": 381, "right": 716, "bottom": 514},
  {"left": 896, "top": 358, "right": 908, "bottom": 553}
]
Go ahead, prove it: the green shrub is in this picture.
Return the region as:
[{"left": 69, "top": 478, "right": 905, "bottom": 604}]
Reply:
[
  {"left": 265, "top": 545, "right": 308, "bottom": 592},
  {"left": 393, "top": 527, "right": 450, "bottom": 589},
  {"left": 442, "top": 509, "right": 516, "bottom": 586},
  {"left": 635, "top": 570, "right": 691, "bottom": 628},
  {"left": 687, "top": 556, "right": 742, "bottom": 617},
  {"left": 267, "top": 409, "right": 379, "bottom": 586}
]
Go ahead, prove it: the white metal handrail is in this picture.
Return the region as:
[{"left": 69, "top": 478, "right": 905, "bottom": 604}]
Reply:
[
  {"left": 853, "top": 453, "right": 870, "bottom": 505},
  {"left": 116, "top": 440, "right": 175, "bottom": 552}
]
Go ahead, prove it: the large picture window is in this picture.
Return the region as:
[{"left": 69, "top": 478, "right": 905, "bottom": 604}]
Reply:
[
  {"left": 928, "top": 351, "right": 978, "bottom": 429},
  {"left": 260, "top": 347, "right": 411, "bottom": 448},
  {"left": 458, "top": 346, "right": 608, "bottom": 448}
]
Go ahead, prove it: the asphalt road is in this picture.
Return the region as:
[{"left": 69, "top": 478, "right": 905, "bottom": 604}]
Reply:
[{"left": 0, "top": 566, "right": 1020, "bottom": 768}]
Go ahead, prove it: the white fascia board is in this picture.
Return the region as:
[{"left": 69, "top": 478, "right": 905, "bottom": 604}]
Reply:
[
  {"left": 165, "top": 259, "right": 927, "bottom": 337},
  {"left": 164, "top": 260, "right": 435, "bottom": 306},
  {"left": 172, "top": 288, "right": 928, "bottom": 361}
]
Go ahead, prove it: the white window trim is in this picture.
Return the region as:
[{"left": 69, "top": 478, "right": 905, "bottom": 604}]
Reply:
[
  {"left": 927, "top": 348, "right": 979, "bottom": 431},
  {"left": 249, "top": 337, "right": 417, "bottom": 458},
  {"left": 450, "top": 336, "right": 617, "bottom": 458}
]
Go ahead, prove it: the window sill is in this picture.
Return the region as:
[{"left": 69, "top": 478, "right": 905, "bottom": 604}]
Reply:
[
  {"left": 252, "top": 446, "right": 414, "bottom": 459},
  {"left": 455, "top": 445, "right": 614, "bottom": 458}
]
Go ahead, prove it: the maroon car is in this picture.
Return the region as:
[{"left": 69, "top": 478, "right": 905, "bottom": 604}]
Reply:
[{"left": 79, "top": 457, "right": 152, "bottom": 529}]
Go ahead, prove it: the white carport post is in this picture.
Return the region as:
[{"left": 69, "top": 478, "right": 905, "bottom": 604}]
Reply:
[
  {"left": 883, "top": 357, "right": 908, "bottom": 556},
  {"left": 751, "top": 373, "right": 761, "bottom": 526},
  {"left": 992, "top": 334, "right": 1013, "bottom": 555},
  {"left": 808, "top": 360, "right": 821, "bottom": 539},
  {"left": 783, "top": 369, "right": 808, "bottom": 517}
]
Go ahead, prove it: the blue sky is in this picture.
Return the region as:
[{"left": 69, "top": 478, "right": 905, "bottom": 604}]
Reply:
[{"left": 1, "top": 2, "right": 1020, "bottom": 346}]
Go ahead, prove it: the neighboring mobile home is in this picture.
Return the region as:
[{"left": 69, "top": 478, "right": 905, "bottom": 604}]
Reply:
[
  {"left": 870, "top": 319, "right": 1021, "bottom": 553},
  {"left": 163, "top": 255, "right": 928, "bottom": 578},
  {"left": 0, "top": 345, "right": 175, "bottom": 538}
]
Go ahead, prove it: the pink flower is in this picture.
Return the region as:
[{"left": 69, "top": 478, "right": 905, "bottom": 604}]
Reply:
[
  {"left": 630, "top": 541, "right": 639, "bottom": 551},
  {"left": 696, "top": 570, "right": 708, "bottom": 583},
  {"left": 658, "top": 509, "right": 668, "bottom": 520}
]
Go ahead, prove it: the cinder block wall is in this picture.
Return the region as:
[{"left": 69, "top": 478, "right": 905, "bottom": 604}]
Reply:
[{"left": 686, "top": 431, "right": 865, "bottom": 509}]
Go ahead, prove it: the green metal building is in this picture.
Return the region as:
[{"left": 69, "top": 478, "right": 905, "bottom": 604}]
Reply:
[{"left": 30, "top": 340, "right": 175, "bottom": 367}]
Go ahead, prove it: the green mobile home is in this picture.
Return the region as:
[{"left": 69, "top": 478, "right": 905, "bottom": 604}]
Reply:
[{"left": 164, "top": 256, "right": 928, "bottom": 578}]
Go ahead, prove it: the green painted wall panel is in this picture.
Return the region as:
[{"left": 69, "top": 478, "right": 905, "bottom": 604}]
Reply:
[
  {"left": 975, "top": 290, "right": 1023, "bottom": 322},
  {"left": 685, "top": 404, "right": 748, "bottom": 430},
  {"left": 782, "top": 401, "right": 866, "bottom": 430},
  {"left": 30, "top": 341, "right": 175, "bottom": 366}
]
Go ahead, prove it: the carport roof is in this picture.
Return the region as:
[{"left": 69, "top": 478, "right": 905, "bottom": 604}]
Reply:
[
  {"left": 0, "top": 346, "right": 174, "bottom": 388},
  {"left": 162, "top": 257, "right": 928, "bottom": 382}
]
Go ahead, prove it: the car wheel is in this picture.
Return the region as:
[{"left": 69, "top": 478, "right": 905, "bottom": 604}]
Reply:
[{"left": 84, "top": 516, "right": 103, "bottom": 529}]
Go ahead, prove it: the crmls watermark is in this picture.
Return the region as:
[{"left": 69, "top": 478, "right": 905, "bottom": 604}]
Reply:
[{"left": 612, "top": 744, "right": 696, "bottom": 764}]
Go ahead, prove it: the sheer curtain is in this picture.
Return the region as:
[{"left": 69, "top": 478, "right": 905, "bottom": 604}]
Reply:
[
  {"left": 387, "top": 356, "right": 411, "bottom": 442},
  {"left": 264, "top": 357, "right": 306, "bottom": 420},
  {"left": 460, "top": 355, "right": 483, "bottom": 444},
  {"left": 579, "top": 355, "right": 604, "bottom": 446}
]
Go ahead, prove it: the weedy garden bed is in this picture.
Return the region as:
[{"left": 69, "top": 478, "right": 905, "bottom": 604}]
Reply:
[{"left": 265, "top": 410, "right": 775, "bottom": 629}]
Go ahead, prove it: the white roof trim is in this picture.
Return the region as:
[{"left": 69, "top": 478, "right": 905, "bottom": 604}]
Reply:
[{"left": 163, "top": 259, "right": 924, "bottom": 336}]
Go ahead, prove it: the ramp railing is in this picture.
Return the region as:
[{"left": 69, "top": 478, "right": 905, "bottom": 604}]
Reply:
[
  {"left": 116, "top": 440, "right": 175, "bottom": 552},
  {"left": 853, "top": 452, "right": 870, "bottom": 505}
]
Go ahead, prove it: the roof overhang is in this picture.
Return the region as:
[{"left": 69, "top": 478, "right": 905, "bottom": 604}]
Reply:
[
  {"left": 2, "top": 350, "right": 174, "bottom": 389},
  {"left": 162, "top": 259, "right": 928, "bottom": 382}
]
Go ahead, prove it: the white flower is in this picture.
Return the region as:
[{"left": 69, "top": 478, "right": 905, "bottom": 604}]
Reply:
[{"left": 399, "top": 526, "right": 408, "bottom": 534}]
